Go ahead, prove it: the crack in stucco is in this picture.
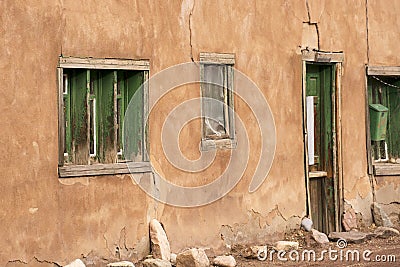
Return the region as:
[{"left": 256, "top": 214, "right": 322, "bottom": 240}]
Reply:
[
  {"left": 7, "top": 257, "right": 60, "bottom": 266},
  {"left": 365, "top": 0, "right": 370, "bottom": 63},
  {"left": 102, "top": 227, "right": 136, "bottom": 260},
  {"left": 381, "top": 201, "right": 400, "bottom": 206},
  {"left": 120, "top": 227, "right": 129, "bottom": 252},
  {"left": 103, "top": 233, "right": 114, "bottom": 258},
  {"left": 33, "top": 257, "right": 61, "bottom": 266},
  {"left": 7, "top": 259, "right": 28, "bottom": 265},
  {"left": 275, "top": 205, "right": 288, "bottom": 222},
  {"left": 315, "top": 24, "right": 320, "bottom": 50},
  {"left": 250, "top": 209, "right": 263, "bottom": 228},
  {"left": 188, "top": 0, "right": 195, "bottom": 62},
  {"left": 304, "top": 0, "right": 320, "bottom": 50},
  {"left": 305, "top": 0, "right": 311, "bottom": 21},
  {"left": 58, "top": 0, "right": 63, "bottom": 56}
]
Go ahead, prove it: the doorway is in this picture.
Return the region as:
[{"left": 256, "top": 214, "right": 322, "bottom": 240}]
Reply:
[{"left": 304, "top": 63, "right": 337, "bottom": 233}]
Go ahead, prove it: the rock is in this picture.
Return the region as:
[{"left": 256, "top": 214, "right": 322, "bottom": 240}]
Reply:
[
  {"left": 212, "top": 255, "right": 236, "bottom": 267},
  {"left": 65, "top": 259, "right": 86, "bottom": 267},
  {"left": 342, "top": 209, "right": 358, "bottom": 231},
  {"left": 274, "top": 241, "right": 299, "bottom": 251},
  {"left": 311, "top": 229, "right": 329, "bottom": 244},
  {"left": 365, "top": 232, "right": 376, "bottom": 240},
  {"left": 176, "top": 248, "right": 210, "bottom": 267},
  {"left": 143, "top": 258, "right": 172, "bottom": 267},
  {"left": 106, "top": 261, "right": 135, "bottom": 267},
  {"left": 374, "top": 226, "right": 400, "bottom": 238},
  {"left": 328, "top": 231, "right": 367, "bottom": 244},
  {"left": 150, "top": 219, "right": 171, "bottom": 261},
  {"left": 170, "top": 253, "right": 177, "bottom": 265},
  {"left": 242, "top": 246, "right": 267, "bottom": 259},
  {"left": 301, "top": 217, "right": 313, "bottom": 232},
  {"left": 371, "top": 202, "right": 394, "bottom": 227}
]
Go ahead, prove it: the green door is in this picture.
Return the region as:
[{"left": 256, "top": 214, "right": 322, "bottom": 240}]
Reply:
[{"left": 306, "top": 63, "right": 336, "bottom": 233}]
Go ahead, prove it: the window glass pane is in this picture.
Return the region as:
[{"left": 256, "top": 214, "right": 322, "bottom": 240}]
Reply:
[{"left": 203, "top": 64, "right": 227, "bottom": 137}]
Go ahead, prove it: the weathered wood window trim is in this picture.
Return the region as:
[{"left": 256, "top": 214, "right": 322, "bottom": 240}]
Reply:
[
  {"left": 367, "top": 66, "right": 400, "bottom": 76},
  {"left": 57, "top": 57, "right": 150, "bottom": 178},
  {"left": 199, "top": 52, "right": 237, "bottom": 151},
  {"left": 366, "top": 66, "right": 400, "bottom": 176},
  {"left": 59, "top": 162, "right": 151, "bottom": 178},
  {"left": 302, "top": 50, "right": 344, "bottom": 63}
]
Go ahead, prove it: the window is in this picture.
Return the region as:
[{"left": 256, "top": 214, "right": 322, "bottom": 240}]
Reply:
[
  {"left": 367, "top": 75, "right": 400, "bottom": 162},
  {"left": 366, "top": 66, "right": 400, "bottom": 175},
  {"left": 58, "top": 57, "right": 150, "bottom": 177},
  {"left": 200, "top": 52, "right": 236, "bottom": 150}
]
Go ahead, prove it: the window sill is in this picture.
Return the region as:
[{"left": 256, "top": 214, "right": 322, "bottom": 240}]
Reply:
[
  {"left": 58, "top": 162, "right": 152, "bottom": 178},
  {"left": 373, "top": 163, "right": 400, "bottom": 176},
  {"left": 201, "top": 138, "right": 237, "bottom": 151}
]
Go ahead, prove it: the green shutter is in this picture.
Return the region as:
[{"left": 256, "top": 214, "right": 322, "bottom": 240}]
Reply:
[
  {"left": 64, "top": 68, "right": 146, "bottom": 165},
  {"left": 70, "top": 69, "right": 89, "bottom": 164},
  {"left": 96, "top": 70, "right": 117, "bottom": 163},
  {"left": 123, "top": 71, "right": 144, "bottom": 161}
]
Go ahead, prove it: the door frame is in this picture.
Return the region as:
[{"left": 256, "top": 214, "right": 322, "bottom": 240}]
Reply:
[{"left": 301, "top": 50, "right": 344, "bottom": 232}]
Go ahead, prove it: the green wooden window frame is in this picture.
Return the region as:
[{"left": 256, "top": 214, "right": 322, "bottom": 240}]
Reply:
[
  {"left": 57, "top": 57, "right": 150, "bottom": 178},
  {"left": 199, "top": 53, "right": 237, "bottom": 150}
]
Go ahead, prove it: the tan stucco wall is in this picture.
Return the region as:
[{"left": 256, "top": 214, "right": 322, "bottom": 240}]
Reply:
[{"left": 1, "top": 0, "right": 399, "bottom": 265}]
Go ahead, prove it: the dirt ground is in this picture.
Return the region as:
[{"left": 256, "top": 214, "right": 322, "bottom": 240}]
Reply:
[
  {"left": 232, "top": 229, "right": 400, "bottom": 267},
  {"left": 93, "top": 227, "right": 399, "bottom": 267}
]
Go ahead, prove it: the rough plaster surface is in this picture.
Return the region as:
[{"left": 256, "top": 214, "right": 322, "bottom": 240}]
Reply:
[
  {"left": 374, "top": 177, "right": 400, "bottom": 226},
  {"left": 1, "top": 0, "right": 400, "bottom": 265}
]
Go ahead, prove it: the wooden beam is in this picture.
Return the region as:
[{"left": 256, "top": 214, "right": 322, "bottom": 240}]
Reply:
[
  {"left": 309, "top": 171, "right": 328, "bottom": 178},
  {"left": 374, "top": 163, "right": 400, "bottom": 176},
  {"left": 367, "top": 66, "right": 400, "bottom": 76},
  {"left": 58, "top": 162, "right": 152, "bottom": 178},
  {"left": 302, "top": 50, "right": 344, "bottom": 63},
  {"left": 59, "top": 57, "right": 150, "bottom": 71},
  {"left": 200, "top": 138, "right": 237, "bottom": 151},
  {"left": 336, "top": 63, "right": 344, "bottom": 232},
  {"left": 200, "top": 52, "right": 235, "bottom": 65}
]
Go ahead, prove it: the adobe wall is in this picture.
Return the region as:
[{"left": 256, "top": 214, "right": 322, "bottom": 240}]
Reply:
[{"left": 2, "top": 0, "right": 398, "bottom": 265}]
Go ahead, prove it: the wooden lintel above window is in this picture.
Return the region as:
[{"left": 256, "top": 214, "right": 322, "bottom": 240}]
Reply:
[
  {"left": 302, "top": 50, "right": 344, "bottom": 63},
  {"left": 58, "top": 57, "right": 150, "bottom": 71},
  {"left": 374, "top": 163, "right": 400, "bottom": 176},
  {"left": 200, "top": 52, "right": 235, "bottom": 65},
  {"left": 58, "top": 162, "right": 152, "bottom": 178},
  {"left": 367, "top": 66, "right": 400, "bottom": 76}
]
